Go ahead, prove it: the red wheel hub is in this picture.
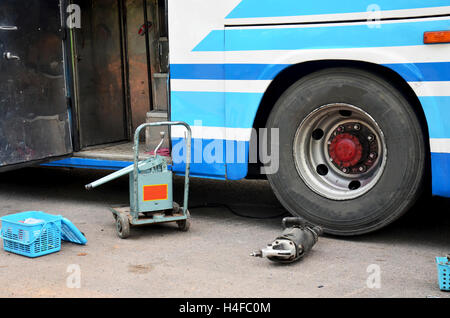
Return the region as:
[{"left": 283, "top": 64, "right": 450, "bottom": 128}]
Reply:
[{"left": 329, "top": 133, "right": 363, "bottom": 168}]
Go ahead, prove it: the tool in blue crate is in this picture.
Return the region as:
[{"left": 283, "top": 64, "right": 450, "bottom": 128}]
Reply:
[
  {"left": 0, "top": 211, "right": 86, "bottom": 258},
  {"left": 436, "top": 255, "right": 450, "bottom": 291},
  {"left": 85, "top": 121, "right": 192, "bottom": 239}
]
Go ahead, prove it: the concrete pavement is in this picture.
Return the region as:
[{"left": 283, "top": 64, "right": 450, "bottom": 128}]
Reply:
[{"left": 0, "top": 167, "right": 448, "bottom": 298}]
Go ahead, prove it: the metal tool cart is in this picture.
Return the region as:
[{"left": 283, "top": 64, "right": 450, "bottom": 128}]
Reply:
[{"left": 85, "top": 122, "right": 192, "bottom": 239}]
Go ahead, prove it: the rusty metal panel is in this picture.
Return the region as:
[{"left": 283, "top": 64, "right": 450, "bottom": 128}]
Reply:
[
  {"left": 124, "top": 0, "right": 171, "bottom": 131},
  {"left": 75, "top": 0, "right": 127, "bottom": 148},
  {"left": 0, "top": 0, "right": 72, "bottom": 168},
  {"left": 125, "top": 0, "right": 152, "bottom": 132},
  {"left": 125, "top": 0, "right": 169, "bottom": 133}
]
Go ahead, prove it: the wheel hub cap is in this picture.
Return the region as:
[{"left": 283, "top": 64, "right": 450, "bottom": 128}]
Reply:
[{"left": 329, "top": 133, "right": 362, "bottom": 168}]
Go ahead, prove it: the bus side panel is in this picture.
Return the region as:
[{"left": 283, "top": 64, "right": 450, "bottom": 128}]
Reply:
[
  {"left": 169, "top": 0, "right": 450, "bottom": 196},
  {"left": 195, "top": 16, "right": 450, "bottom": 195},
  {"left": 168, "top": 0, "right": 240, "bottom": 179}
]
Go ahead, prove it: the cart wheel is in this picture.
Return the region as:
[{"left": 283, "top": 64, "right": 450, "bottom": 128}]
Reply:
[
  {"left": 116, "top": 213, "right": 130, "bottom": 239},
  {"left": 177, "top": 210, "right": 191, "bottom": 232}
]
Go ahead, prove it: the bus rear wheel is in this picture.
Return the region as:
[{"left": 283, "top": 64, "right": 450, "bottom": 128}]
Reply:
[{"left": 265, "top": 68, "right": 426, "bottom": 236}]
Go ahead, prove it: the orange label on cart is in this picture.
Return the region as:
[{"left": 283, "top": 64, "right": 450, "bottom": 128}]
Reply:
[{"left": 143, "top": 184, "right": 168, "bottom": 201}]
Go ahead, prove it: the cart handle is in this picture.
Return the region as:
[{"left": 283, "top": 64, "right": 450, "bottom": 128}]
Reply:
[{"left": 133, "top": 121, "right": 192, "bottom": 216}]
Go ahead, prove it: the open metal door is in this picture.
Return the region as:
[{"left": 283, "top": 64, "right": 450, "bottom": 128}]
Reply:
[
  {"left": 73, "top": 0, "right": 128, "bottom": 148},
  {"left": 0, "top": 0, "right": 72, "bottom": 170}
]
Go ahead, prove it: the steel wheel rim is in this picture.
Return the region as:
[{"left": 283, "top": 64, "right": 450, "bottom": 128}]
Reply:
[{"left": 293, "top": 103, "right": 387, "bottom": 201}]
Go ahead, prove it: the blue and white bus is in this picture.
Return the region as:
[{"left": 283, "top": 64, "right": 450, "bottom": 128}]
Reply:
[{"left": 1, "top": 0, "right": 450, "bottom": 235}]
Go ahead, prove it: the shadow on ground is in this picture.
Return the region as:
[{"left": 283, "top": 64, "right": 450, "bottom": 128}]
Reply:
[{"left": 0, "top": 167, "right": 449, "bottom": 248}]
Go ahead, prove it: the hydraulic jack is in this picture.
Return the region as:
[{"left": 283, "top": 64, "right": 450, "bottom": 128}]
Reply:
[{"left": 85, "top": 121, "right": 192, "bottom": 239}]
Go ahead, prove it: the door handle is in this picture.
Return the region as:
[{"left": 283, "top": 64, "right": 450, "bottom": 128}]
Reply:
[
  {"left": 0, "top": 26, "right": 18, "bottom": 31},
  {"left": 3, "top": 52, "right": 20, "bottom": 61}
]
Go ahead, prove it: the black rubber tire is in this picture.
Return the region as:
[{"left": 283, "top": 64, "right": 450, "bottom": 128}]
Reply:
[
  {"left": 116, "top": 213, "right": 130, "bottom": 239},
  {"left": 265, "top": 68, "right": 426, "bottom": 236},
  {"left": 177, "top": 210, "right": 191, "bottom": 232}
]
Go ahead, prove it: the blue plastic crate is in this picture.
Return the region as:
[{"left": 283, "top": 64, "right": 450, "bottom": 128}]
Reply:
[
  {"left": 1, "top": 211, "right": 62, "bottom": 258},
  {"left": 436, "top": 256, "right": 450, "bottom": 291}
]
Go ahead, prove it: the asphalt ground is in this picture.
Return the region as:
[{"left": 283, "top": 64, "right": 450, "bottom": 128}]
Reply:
[{"left": 0, "top": 167, "right": 449, "bottom": 298}]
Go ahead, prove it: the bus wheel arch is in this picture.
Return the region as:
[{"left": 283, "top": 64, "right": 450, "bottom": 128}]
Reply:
[
  {"left": 252, "top": 59, "right": 431, "bottom": 184},
  {"left": 255, "top": 60, "right": 430, "bottom": 140}
]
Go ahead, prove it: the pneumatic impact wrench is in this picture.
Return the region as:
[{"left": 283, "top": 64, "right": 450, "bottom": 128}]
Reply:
[{"left": 251, "top": 217, "right": 323, "bottom": 264}]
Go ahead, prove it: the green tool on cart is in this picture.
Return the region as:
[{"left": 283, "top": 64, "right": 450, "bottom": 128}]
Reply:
[{"left": 85, "top": 122, "right": 192, "bottom": 239}]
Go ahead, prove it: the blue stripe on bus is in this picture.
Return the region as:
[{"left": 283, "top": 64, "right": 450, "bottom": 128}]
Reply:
[
  {"left": 41, "top": 158, "right": 135, "bottom": 171},
  {"left": 172, "top": 137, "right": 226, "bottom": 179},
  {"left": 226, "top": 0, "right": 450, "bottom": 19},
  {"left": 171, "top": 91, "right": 225, "bottom": 127},
  {"left": 170, "top": 64, "right": 289, "bottom": 80},
  {"left": 170, "top": 62, "right": 450, "bottom": 82},
  {"left": 431, "top": 152, "right": 450, "bottom": 197},
  {"left": 226, "top": 92, "right": 264, "bottom": 128},
  {"left": 171, "top": 91, "right": 264, "bottom": 128},
  {"left": 170, "top": 64, "right": 225, "bottom": 80},
  {"left": 194, "top": 19, "right": 450, "bottom": 52},
  {"left": 420, "top": 97, "right": 450, "bottom": 139},
  {"left": 171, "top": 137, "right": 249, "bottom": 180},
  {"left": 384, "top": 63, "right": 450, "bottom": 82}
]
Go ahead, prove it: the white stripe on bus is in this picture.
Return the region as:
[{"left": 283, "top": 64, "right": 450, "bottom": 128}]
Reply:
[
  {"left": 170, "top": 45, "right": 450, "bottom": 65},
  {"left": 171, "top": 126, "right": 253, "bottom": 141},
  {"left": 225, "top": 7, "right": 450, "bottom": 26},
  {"left": 430, "top": 139, "right": 450, "bottom": 153},
  {"left": 409, "top": 82, "right": 450, "bottom": 97},
  {"left": 172, "top": 126, "right": 450, "bottom": 155},
  {"left": 172, "top": 80, "right": 450, "bottom": 97},
  {"left": 171, "top": 79, "right": 271, "bottom": 93}
]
